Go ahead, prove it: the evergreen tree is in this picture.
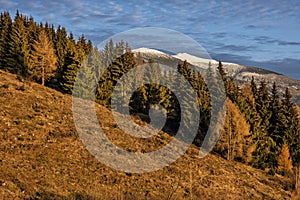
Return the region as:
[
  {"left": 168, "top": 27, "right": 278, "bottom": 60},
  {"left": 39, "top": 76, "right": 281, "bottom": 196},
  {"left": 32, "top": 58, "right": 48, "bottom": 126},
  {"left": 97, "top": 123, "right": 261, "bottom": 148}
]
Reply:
[
  {"left": 26, "top": 16, "right": 38, "bottom": 57},
  {"left": 225, "top": 77, "right": 239, "bottom": 102},
  {"left": 250, "top": 76, "right": 258, "bottom": 99},
  {"left": 191, "top": 70, "right": 211, "bottom": 145},
  {"left": 269, "top": 82, "right": 284, "bottom": 150},
  {"left": 96, "top": 52, "right": 136, "bottom": 107},
  {"left": 256, "top": 80, "right": 271, "bottom": 135},
  {"left": 177, "top": 60, "right": 198, "bottom": 134},
  {"left": 60, "top": 33, "right": 81, "bottom": 93},
  {"left": 6, "top": 11, "right": 29, "bottom": 76},
  {"left": 54, "top": 26, "right": 68, "bottom": 75},
  {"left": 0, "top": 11, "right": 12, "bottom": 69},
  {"left": 216, "top": 61, "right": 238, "bottom": 101},
  {"left": 282, "top": 88, "right": 300, "bottom": 167},
  {"left": 237, "top": 84, "right": 258, "bottom": 130},
  {"left": 251, "top": 80, "right": 276, "bottom": 171},
  {"left": 217, "top": 60, "right": 226, "bottom": 82},
  {"left": 73, "top": 58, "right": 96, "bottom": 100}
]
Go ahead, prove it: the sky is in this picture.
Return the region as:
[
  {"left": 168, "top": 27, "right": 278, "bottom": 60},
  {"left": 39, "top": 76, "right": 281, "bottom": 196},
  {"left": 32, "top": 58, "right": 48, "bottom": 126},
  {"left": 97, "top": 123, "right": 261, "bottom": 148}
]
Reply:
[{"left": 1, "top": 0, "right": 300, "bottom": 79}]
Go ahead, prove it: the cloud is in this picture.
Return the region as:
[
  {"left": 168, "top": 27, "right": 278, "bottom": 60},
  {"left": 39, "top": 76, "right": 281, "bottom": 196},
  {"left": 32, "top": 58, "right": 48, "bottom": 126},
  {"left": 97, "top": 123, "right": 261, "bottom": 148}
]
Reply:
[
  {"left": 211, "top": 53, "right": 253, "bottom": 64},
  {"left": 254, "top": 36, "right": 300, "bottom": 46},
  {"left": 214, "top": 44, "right": 255, "bottom": 52},
  {"left": 278, "top": 41, "right": 300, "bottom": 46},
  {"left": 0, "top": 0, "right": 18, "bottom": 8},
  {"left": 253, "top": 36, "right": 277, "bottom": 44},
  {"left": 210, "top": 32, "right": 227, "bottom": 39}
]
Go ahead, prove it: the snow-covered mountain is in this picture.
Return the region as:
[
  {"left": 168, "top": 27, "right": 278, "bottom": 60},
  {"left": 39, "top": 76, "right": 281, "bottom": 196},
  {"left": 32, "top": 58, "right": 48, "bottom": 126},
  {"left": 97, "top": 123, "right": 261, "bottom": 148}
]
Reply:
[{"left": 132, "top": 48, "right": 300, "bottom": 105}]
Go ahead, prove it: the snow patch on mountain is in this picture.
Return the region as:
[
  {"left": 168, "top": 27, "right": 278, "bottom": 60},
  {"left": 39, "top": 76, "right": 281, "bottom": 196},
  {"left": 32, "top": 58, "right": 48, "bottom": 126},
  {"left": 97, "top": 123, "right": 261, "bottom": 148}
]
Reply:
[
  {"left": 173, "top": 52, "right": 240, "bottom": 68},
  {"left": 132, "top": 48, "right": 167, "bottom": 55},
  {"left": 173, "top": 53, "right": 217, "bottom": 67}
]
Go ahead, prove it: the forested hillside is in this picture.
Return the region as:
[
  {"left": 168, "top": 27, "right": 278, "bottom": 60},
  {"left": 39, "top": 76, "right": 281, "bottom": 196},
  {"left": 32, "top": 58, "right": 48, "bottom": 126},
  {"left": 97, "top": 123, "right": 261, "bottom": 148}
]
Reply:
[
  {"left": 0, "top": 69, "right": 295, "bottom": 199},
  {"left": 0, "top": 11, "right": 92, "bottom": 90},
  {"left": 0, "top": 10, "right": 299, "bottom": 195}
]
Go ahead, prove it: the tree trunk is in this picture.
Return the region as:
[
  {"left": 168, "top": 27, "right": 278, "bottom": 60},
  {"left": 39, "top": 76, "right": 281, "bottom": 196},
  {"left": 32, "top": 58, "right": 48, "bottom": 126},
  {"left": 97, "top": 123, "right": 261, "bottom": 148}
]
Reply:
[
  {"left": 42, "top": 65, "right": 45, "bottom": 86},
  {"left": 296, "top": 165, "right": 299, "bottom": 192},
  {"left": 228, "top": 118, "right": 233, "bottom": 161}
]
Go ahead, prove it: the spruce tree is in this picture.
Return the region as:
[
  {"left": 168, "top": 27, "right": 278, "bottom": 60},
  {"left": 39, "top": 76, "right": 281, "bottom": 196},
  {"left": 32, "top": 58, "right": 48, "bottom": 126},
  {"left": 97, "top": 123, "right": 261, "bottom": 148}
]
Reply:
[
  {"left": 6, "top": 11, "right": 29, "bottom": 76},
  {"left": 96, "top": 52, "right": 136, "bottom": 107},
  {"left": 282, "top": 88, "right": 300, "bottom": 167},
  {"left": 0, "top": 11, "right": 12, "bottom": 69},
  {"left": 256, "top": 80, "right": 271, "bottom": 135},
  {"left": 217, "top": 60, "right": 226, "bottom": 82},
  {"left": 269, "top": 82, "right": 284, "bottom": 150},
  {"left": 54, "top": 26, "right": 68, "bottom": 74},
  {"left": 250, "top": 76, "right": 258, "bottom": 100},
  {"left": 252, "top": 80, "right": 276, "bottom": 170},
  {"left": 60, "top": 33, "right": 81, "bottom": 93}
]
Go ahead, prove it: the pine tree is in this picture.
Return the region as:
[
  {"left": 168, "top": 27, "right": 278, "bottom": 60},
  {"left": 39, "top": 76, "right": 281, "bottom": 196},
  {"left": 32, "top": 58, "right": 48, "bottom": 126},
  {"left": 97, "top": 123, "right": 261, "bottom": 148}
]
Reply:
[
  {"left": 269, "top": 82, "right": 284, "bottom": 158},
  {"left": 73, "top": 58, "right": 96, "bottom": 100},
  {"left": 217, "top": 60, "right": 226, "bottom": 82},
  {"left": 237, "top": 84, "right": 261, "bottom": 136},
  {"left": 190, "top": 70, "right": 211, "bottom": 146},
  {"left": 250, "top": 76, "right": 258, "bottom": 99},
  {"left": 102, "top": 39, "right": 116, "bottom": 68},
  {"left": 175, "top": 61, "right": 200, "bottom": 141},
  {"left": 6, "top": 11, "right": 30, "bottom": 76},
  {"left": 225, "top": 77, "right": 239, "bottom": 102},
  {"left": 216, "top": 61, "right": 238, "bottom": 102},
  {"left": 251, "top": 80, "right": 277, "bottom": 171},
  {"left": 26, "top": 16, "right": 38, "bottom": 50},
  {"left": 60, "top": 33, "right": 81, "bottom": 93},
  {"left": 256, "top": 80, "right": 271, "bottom": 135},
  {"left": 54, "top": 26, "right": 68, "bottom": 74},
  {"left": 282, "top": 88, "right": 300, "bottom": 168},
  {"left": 96, "top": 52, "right": 136, "bottom": 107},
  {"left": 201, "top": 62, "right": 226, "bottom": 152},
  {"left": 0, "top": 11, "right": 12, "bottom": 69}
]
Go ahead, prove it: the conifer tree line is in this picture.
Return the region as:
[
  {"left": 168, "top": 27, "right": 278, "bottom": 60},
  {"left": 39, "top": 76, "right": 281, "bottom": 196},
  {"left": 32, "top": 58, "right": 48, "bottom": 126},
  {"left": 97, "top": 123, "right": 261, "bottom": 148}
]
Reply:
[
  {"left": 216, "top": 61, "right": 300, "bottom": 178},
  {"left": 94, "top": 52, "right": 212, "bottom": 145},
  {"left": 1, "top": 11, "right": 299, "bottom": 186},
  {"left": 0, "top": 11, "right": 92, "bottom": 89},
  {"left": 100, "top": 50, "right": 299, "bottom": 182}
]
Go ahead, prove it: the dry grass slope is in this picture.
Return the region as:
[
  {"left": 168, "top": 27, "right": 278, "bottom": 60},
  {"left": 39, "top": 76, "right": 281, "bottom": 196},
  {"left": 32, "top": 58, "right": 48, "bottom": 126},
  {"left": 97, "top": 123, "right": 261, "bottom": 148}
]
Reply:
[{"left": 0, "top": 70, "right": 295, "bottom": 199}]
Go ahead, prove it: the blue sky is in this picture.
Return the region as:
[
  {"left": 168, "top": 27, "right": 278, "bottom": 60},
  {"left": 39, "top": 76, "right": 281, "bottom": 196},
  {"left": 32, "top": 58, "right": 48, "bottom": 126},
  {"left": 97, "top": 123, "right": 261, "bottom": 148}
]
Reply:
[{"left": 1, "top": 0, "right": 300, "bottom": 79}]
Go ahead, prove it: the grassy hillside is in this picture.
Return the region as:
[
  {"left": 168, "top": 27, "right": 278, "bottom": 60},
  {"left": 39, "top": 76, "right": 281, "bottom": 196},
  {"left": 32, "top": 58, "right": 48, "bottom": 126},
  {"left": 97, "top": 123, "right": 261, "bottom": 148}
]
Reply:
[{"left": 0, "top": 69, "right": 294, "bottom": 199}]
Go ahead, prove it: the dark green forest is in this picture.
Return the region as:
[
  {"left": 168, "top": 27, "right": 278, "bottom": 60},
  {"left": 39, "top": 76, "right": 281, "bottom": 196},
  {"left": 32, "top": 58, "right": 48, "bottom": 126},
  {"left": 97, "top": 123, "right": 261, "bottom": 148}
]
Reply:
[{"left": 0, "top": 11, "right": 299, "bottom": 187}]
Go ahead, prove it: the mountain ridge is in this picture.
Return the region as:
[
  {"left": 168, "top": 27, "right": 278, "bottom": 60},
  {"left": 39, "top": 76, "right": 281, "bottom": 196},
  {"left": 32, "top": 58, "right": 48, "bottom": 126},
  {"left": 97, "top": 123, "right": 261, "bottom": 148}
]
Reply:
[{"left": 133, "top": 47, "right": 300, "bottom": 106}]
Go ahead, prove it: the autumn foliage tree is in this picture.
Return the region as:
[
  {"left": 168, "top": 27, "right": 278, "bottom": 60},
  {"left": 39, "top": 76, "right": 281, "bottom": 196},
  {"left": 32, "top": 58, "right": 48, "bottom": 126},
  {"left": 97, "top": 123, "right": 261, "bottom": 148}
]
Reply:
[
  {"left": 278, "top": 143, "right": 293, "bottom": 176},
  {"left": 29, "top": 30, "right": 57, "bottom": 85},
  {"left": 214, "top": 98, "right": 253, "bottom": 163}
]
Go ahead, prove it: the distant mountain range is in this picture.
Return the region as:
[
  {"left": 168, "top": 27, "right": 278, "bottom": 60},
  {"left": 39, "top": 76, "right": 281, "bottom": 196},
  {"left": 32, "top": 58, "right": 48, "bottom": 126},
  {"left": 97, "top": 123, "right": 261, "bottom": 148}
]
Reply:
[{"left": 132, "top": 48, "right": 300, "bottom": 106}]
